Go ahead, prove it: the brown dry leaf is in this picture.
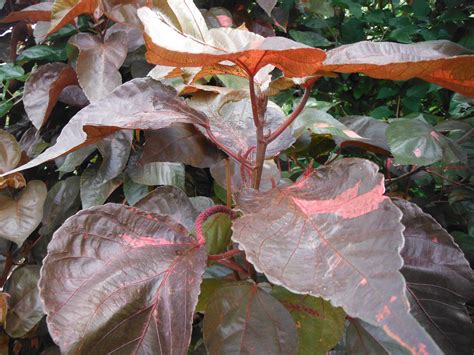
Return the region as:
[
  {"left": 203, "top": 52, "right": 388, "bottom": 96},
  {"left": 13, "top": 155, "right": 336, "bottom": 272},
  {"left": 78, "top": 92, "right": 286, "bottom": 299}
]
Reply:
[
  {"left": 138, "top": 2, "right": 325, "bottom": 77},
  {"left": 23, "top": 63, "right": 78, "bottom": 130},
  {"left": 0, "top": 173, "right": 26, "bottom": 190},
  {"left": 49, "top": 0, "right": 101, "bottom": 34},
  {"left": 322, "top": 41, "right": 474, "bottom": 98},
  {"left": 69, "top": 32, "right": 128, "bottom": 102},
  {"left": 0, "top": 2, "right": 52, "bottom": 23}
]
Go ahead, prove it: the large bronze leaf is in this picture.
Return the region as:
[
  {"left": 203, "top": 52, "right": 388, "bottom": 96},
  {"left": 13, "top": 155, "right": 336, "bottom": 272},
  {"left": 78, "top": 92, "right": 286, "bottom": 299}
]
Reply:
[
  {"left": 232, "top": 158, "right": 441, "bottom": 354},
  {"left": 23, "top": 63, "right": 78, "bottom": 129},
  {"left": 0, "top": 129, "right": 21, "bottom": 174},
  {"left": 0, "top": 181, "right": 47, "bottom": 246},
  {"left": 203, "top": 282, "right": 298, "bottom": 354},
  {"left": 395, "top": 199, "right": 474, "bottom": 354},
  {"left": 39, "top": 203, "right": 207, "bottom": 354},
  {"left": 69, "top": 32, "right": 128, "bottom": 102},
  {"left": 1, "top": 78, "right": 208, "bottom": 176},
  {"left": 322, "top": 41, "right": 474, "bottom": 98},
  {"left": 0, "top": 2, "right": 52, "bottom": 23},
  {"left": 137, "top": 2, "right": 325, "bottom": 77}
]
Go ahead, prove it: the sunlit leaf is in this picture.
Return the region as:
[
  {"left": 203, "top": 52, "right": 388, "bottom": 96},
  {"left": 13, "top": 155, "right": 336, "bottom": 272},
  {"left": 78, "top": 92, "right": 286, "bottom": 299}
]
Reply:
[
  {"left": 1, "top": 78, "right": 208, "bottom": 177},
  {"left": 69, "top": 32, "right": 128, "bottom": 102},
  {"left": 203, "top": 282, "right": 298, "bottom": 354},
  {"left": 0, "top": 181, "right": 47, "bottom": 246},
  {"left": 23, "top": 63, "right": 78, "bottom": 129},
  {"left": 322, "top": 41, "right": 474, "bottom": 98},
  {"left": 138, "top": 3, "right": 325, "bottom": 77},
  {"left": 232, "top": 158, "right": 441, "bottom": 354},
  {"left": 49, "top": 0, "right": 100, "bottom": 34},
  {"left": 395, "top": 199, "right": 474, "bottom": 354},
  {"left": 272, "top": 286, "right": 346, "bottom": 355},
  {"left": 39, "top": 203, "right": 207, "bottom": 353},
  {"left": 4, "top": 266, "right": 44, "bottom": 338},
  {"left": 0, "top": 2, "right": 52, "bottom": 23}
]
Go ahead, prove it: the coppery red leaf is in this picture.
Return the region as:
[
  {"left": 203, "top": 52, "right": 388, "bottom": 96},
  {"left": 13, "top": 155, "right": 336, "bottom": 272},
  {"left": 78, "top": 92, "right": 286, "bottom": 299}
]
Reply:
[
  {"left": 232, "top": 158, "right": 441, "bottom": 354},
  {"left": 0, "top": 2, "right": 52, "bottom": 23},
  {"left": 39, "top": 203, "right": 207, "bottom": 354}
]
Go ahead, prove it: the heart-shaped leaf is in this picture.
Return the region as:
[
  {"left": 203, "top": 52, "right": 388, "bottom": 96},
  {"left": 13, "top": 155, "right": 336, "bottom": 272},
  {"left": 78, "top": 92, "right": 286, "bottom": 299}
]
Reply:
[
  {"left": 386, "top": 116, "right": 466, "bottom": 166},
  {"left": 232, "top": 158, "right": 441, "bottom": 354},
  {"left": 272, "top": 286, "right": 346, "bottom": 355},
  {"left": 0, "top": 130, "right": 21, "bottom": 174},
  {"left": 322, "top": 41, "right": 474, "bottom": 98},
  {"left": 4, "top": 265, "right": 44, "bottom": 338},
  {"left": 0, "top": 2, "right": 52, "bottom": 23},
  {"left": 0, "top": 180, "right": 47, "bottom": 246},
  {"left": 138, "top": 2, "right": 325, "bottom": 77},
  {"left": 69, "top": 32, "right": 128, "bottom": 102},
  {"left": 395, "top": 199, "right": 474, "bottom": 354},
  {"left": 142, "top": 124, "right": 224, "bottom": 169},
  {"left": 23, "top": 63, "right": 78, "bottom": 129},
  {"left": 2, "top": 78, "right": 208, "bottom": 177},
  {"left": 39, "top": 203, "right": 207, "bottom": 354},
  {"left": 203, "top": 282, "right": 298, "bottom": 354}
]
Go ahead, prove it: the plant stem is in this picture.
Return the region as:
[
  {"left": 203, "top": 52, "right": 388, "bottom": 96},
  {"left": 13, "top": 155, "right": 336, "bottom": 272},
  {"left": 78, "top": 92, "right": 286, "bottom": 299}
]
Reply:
[{"left": 208, "top": 249, "right": 242, "bottom": 261}]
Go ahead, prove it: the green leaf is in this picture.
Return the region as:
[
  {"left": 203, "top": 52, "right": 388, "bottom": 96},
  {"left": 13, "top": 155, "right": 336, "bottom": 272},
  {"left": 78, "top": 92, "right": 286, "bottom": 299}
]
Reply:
[
  {"left": 341, "top": 18, "right": 365, "bottom": 43},
  {"left": 376, "top": 86, "right": 399, "bottom": 99},
  {"left": 296, "top": 0, "right": 334, "bottom": 17},
  {"left": 332, "top": 0, "right": 362, "bottom": 17},
  {"left": 0, "top": 101, "right": 13, "bottom": 118},
  {"left": 123, "top": 174, "right": 149, "bottom": 206},
  {"left": 202, "top": 212, "right": 233, "bottom": 255},
  {"left": 289, "top": 30, "right": 333, "bottom": 47},
  {"left": 369, "top": 106, "right": 393, "bottom": 119},
  {"left": 389, "top": 25, "right": 418, "bottom": 43},
  {"left": 411, "top": 0, "right": 430, "bottom": 17},
  {"left": 386, "top": 116, "right": 466, "bottom": 166},
  {"left": 0, "top": 63, "right": 24, "bottom": 81},
  {"left": 196, "top": 278, "right": 231, "bottom": 313},
  {"left": 272, "top": 286, "right": 346, "bottom": 355},
  {"left": 16, "top": 45, "right": 67, "bottom": 63}
]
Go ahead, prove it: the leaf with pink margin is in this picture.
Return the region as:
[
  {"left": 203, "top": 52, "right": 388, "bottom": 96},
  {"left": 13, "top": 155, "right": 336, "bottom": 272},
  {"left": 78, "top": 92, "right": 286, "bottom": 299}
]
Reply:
[
  {"left": 39, "top": 203, "right": 207, "bottom": 354},
  {"left": 232, "top": 158, "right": 441, "bottom": 354}
]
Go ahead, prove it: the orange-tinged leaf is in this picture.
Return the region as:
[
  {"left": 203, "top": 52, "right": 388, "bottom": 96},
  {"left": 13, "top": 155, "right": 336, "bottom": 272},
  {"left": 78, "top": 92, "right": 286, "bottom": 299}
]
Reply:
[
  {"left": 0, "top": 2, "right": 52, "bottom": 23},
  {"left": 0, "top": 172, "right": 26, "bottom": 190},
  {"left": 1, "top": 78, "right": 208, "bottom": 177},
  {"left": 322, "top": 40, "right": 474, "bottom": 98},
  {"left": 23, "top": 63, "right": 78, "bottom": 130},
  {"left": 138, "top": 6, "right": 325, "bottom": 77},
  {"left": 49, "top": 0, "right": 101, "bottom": 34},
  {"left": 69, "top": 32, "right": 128, "bottom": 102}
]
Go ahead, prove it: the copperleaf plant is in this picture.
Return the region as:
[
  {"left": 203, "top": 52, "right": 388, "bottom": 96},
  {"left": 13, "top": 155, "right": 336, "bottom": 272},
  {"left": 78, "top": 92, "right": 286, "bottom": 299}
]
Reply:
[{"left": 0, "top": 0, "right": 473, "bottom": 354}]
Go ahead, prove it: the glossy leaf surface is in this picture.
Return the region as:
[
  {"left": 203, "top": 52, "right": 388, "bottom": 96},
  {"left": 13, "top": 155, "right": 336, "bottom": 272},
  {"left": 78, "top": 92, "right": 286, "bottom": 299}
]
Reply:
[
  {"left": 272, "top": 286, "right": 346, "bottom": 355},
  {"left": 4, "top": 266, "right": 44, "bottom": 338},
  {"left": 138, "top": 3, "right": 325, "bottom": 77},
  {"left": 233, "top": 158, "right": 440, "bottom": 354},
  {"left": 23, "top": 63, "right": 78, "bottom": 129},
  {"left": 0, "top": 181, "right": 47, "bottom": 246},
  {"left": 396, "top": 199, "right": 474, "bottom": 354},
  {"left": 2, "top": 78, "right": 208, "bottom": 176},
  {"left": 69, "top": 32, "right": 128, "bottom": 102},
  {"left": 386, "top": 117, "right": 466, "bottom": 166},
  {"left": 322, "top": 41, "right": 474, "bottom": 98},
  {"left": 39, "top": 203, "right": 207, "bottom": 354},
  {"left": 203, "top": 282, "right": 298, "bottom": 354}
]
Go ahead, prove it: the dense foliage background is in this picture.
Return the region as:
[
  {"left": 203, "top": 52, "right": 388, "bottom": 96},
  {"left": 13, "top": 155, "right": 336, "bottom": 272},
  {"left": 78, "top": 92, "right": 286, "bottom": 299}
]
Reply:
[{"left": 0, "top": 0, "right": 472, "bottom": 353}]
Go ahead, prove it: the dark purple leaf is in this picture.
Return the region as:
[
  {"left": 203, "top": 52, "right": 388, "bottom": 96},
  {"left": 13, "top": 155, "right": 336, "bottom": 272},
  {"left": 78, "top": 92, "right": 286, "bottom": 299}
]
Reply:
[
  {"left": 232, "top": 158, "right": 441, "bottom": 354},
  {"left": 142, "top": 123, "right": 224, "bottom": 169},
  {"left": 203, "top": 282, "right": 298, "bottom": 354},
  {"left": 39, "top": 203, "right": 207, "bottom": 354},
  {"left": 395, "top": 199, "right": 474, "bottom": 354}
]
